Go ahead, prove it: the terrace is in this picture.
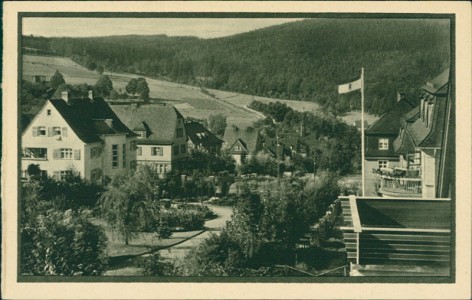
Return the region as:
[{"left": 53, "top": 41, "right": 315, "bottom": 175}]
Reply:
[
  {"left": 375, "top": 168, "right": 422, "bottom": 198},
  {"left": 339, "top": 195, "right": 451, "bottom": 276}
]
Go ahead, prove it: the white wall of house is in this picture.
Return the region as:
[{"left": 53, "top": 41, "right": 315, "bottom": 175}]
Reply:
[
  {"left": 421, "top": 149, "right": 440, "bottom": 198},
  {"left": 136, "top": 144, "right": 173, "bottom": 174},
  {"left": 100, "top": 134, "right": 134, "bottom": 180},
  {"left": 21, "top": 102, "right": 86, "bottom": 179}
]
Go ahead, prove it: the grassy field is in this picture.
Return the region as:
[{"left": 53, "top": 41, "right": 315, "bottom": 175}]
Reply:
[{"left": 22, "top": 54, "right": 378, "bottom": 129}]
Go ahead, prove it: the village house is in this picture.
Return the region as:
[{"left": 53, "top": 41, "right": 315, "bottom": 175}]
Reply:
[
  {"left": 363, "top": 94, "right": 416, "bottom": 196},
  {"left": 184, "top": 120, "right": 223, "bottom": 155},
  {"left": 21, "top": 91, "right": 137, "bottom": 183},
  {"left": 110, "top": 103, "right": 188, "bottom": 175},
  {"left": 223, "top": 125, "right": 261, "bottom": 165}
]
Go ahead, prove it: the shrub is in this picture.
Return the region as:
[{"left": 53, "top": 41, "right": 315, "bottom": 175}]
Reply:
[{"left": 21, "top": 209, "right": 108, "bottom": 276}]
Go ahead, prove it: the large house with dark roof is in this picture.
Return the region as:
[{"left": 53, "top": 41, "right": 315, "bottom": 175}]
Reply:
[
  {"left": 223, "top": 125, "right": 261, "bottom": 165},
  {"left": 184, "top": 121, "right": 223, "bottom": 155},
  {"left": 363, "top": 95, "right": 416, "bottom": 195},
  {"left": 339, "top": 69, "right": 453, "bottom": 276},
  {"left": 380, "top": 68, "right": 451, "bottom": 198},
  {"left": 21, "top": 91, "right": 137, "bottom": 183},
  {"left": 110, "top": 103, "right": 188, "bottom": 175}
]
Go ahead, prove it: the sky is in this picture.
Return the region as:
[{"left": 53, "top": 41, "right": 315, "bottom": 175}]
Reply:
[{"left": 22, "top": 18, "right": 302, "bottom": 39}]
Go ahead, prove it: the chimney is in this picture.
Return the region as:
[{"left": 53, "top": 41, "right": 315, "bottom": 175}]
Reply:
[
  {"left": 61, "top": 91, "right": 69, "bottom": 103},
  {"left": 88, "top": 90, "right": 94, "bottom": 101}
]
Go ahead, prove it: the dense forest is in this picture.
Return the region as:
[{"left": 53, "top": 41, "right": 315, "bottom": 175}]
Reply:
[{"left": 23, "top": 18, "right": 450, "bottom": 115}]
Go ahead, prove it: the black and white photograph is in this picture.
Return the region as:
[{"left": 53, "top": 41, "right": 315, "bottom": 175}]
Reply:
[{"left": 2, "top": 1, "right": 471, "bottom": 299}]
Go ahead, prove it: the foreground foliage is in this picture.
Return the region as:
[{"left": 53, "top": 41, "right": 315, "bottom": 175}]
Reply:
[{"left": 21, "top": 182, "right": 108, "bottom": 275}]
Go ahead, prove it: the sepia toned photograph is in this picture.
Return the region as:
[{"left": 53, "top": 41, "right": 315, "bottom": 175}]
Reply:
[{"left": 2, "top": 1, "right": 471, "bottom": 299}]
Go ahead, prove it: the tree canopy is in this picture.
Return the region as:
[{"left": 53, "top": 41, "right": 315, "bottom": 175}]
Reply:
[
  {"left": 49, "top": 70, "right": 65, "bottom": 89},
  {"left": 94, "top": 75, "right": 113, "bottom": 98},
  {"left": 25, "top": 18, "right": 450, "bottom": 115}
]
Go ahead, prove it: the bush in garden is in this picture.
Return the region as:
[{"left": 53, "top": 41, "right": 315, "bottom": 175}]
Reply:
[{"left": 21, "top": 209, "right": 108, "bottom": 276}]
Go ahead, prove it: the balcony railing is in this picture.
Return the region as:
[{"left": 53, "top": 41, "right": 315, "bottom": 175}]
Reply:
[{"left": 378, "top": 175, "right": 422, "bottom": 198}]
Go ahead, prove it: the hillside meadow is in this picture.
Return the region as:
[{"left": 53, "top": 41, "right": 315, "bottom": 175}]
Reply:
[{"left": 22, "top": 54, "right": 377, "bottom": 129}]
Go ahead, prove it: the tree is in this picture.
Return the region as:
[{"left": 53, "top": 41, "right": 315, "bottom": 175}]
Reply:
[
  {"left": 98, "top": 166, "right": 163, "bottom": 245},
  {"left": 96, "top": 65, "right": 104, "bottom": 75},
  {"left": 86, "top": 61, "right": 97, "bottom": 71},
  {"left": 50, "top": 70, "right": 65, "bottom": 89},
  {"left": 126, "top": 78, "right": 138, "bottom": 97},
  {"left": 136, "top": 77, "right": 150, "bottom": 102},
  {"left": 94, "top": 75, "right": 113, "bottom": 98},
  {"left": 206, "top": 114, "right": 227, "bottom": 136}
]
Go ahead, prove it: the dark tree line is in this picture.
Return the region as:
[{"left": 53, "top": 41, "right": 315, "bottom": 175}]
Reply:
[{"left": 23, "top": 18, "right": 449, "bottom": 115}]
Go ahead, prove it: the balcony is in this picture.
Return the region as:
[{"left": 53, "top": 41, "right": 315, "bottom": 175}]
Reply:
[{"left": 378, "top": 175, "right": 422, "bottom": 198}]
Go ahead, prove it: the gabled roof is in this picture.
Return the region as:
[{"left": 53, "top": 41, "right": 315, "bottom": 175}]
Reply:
[
  {"left": 366, "top": 99, "right": 416, "bottom": 135},
  {"left": 223, "top": 126, "right": 260, "bottom": 154},
  {"left": 110, "top": 103, "right": 184, "bottom": 144},
  {"left": 393, "top": 70, "right": 450, "bottom": 152},
  {"left": 185, "top": 121, "right": 223, "bottom": 147},
  {"left": 49, "top": 97, "right": 136, "bottom": 143}
]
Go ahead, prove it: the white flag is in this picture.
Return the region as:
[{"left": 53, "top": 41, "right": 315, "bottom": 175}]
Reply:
[{"left": 338, "top": 78, "right": 362, "bottom": 94}]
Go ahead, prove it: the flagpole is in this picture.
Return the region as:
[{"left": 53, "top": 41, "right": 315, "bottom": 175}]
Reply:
[{"left": 361, "top": 67, "right": 365, "bottom": 196}]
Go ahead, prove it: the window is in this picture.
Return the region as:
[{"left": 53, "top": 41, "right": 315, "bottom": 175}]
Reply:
[
  {"left": 53, "top": 170, "right": 73, "bottom": 181},
  {"left": 181, "top": 144, "right": 186, "bottom": 154},
  {"left": 122, "top": 144, "right": 126, "bottom": 168},
  {"left": 47, "top": 109, "right": 51, "bottom": 116},
  {"left": 91, "top": 168, "right": 102, "bottom": 182},
  {"left": 378, "top": 160, "right": 389, "bottom": 169},
  {"left": 159, "top": 164, "right": 164, "bottom": 173},
  {"left": 234, "top": 146, "right": 241, "bottom": 151},
  {"left": 112, "top": 144, "right": 118, "bottom": 168},
  {"left": 136, "top": 131, "right": 146, "bottom": 139},
  {"left": 378, "top": 138, "right": 389, "bottom": 150},
  {"left": 91, "top": 147, "right": 102, "bottom": 158},
  {"left": 130, "top": 141, "right": 137, "bottom": 151},
  {"left": 23, "top": 148, "right": 47, "bottom": 159},
  {"left": 61, "top": 148, "right": 73, "bottom": 159},
  {"left": 174, "top": 146, "right": 179, "bottom": 155},
  {"left": 177, "top": 128, "right": 184, "bottom": 138},
  {"left": 52, "top": 127, "right": 61, "bottom": 136},
  {"left": 151, "top": 147, "right": 163, "bottom": 156},
  {"left": 137, "top": 147, "right": 142, "bottom": 156}
]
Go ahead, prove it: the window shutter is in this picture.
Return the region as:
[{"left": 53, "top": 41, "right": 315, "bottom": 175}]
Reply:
[
  {"left": 74, "top": 149, "right": 81, "bottom": 160},
  {"left": 53, "top": 171, "right": 60, "bottom": 180},
  {"left": 32, "top": 127, "right": 38, "bottom": 137},
  {"left": 47, "top": 127, "right": 53, "bottom": 137},
  {"left": 62, "top": 127, "right": 68, "bottom": 137},
  {"left": 53, "top": 149, "right": 60, "bottom": 159}
]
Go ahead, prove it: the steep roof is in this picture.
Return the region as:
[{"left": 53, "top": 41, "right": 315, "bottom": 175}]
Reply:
[
  {"left": 422, "top": 68, "right": 449, "bottom": 95},
  {"left": 49, "top": 97, "right": 136, "bottom": 143},
  {"left": 223, "top": 126, "right": 260, "bottom": 154},
  {"left": 394, "top": 70, "right": 450, "bottom": 151},
  {"left": 110, "top": 103, "right": 184, "bottom": 144},
  {"left": 185, "top": 121, "right": 223, "bottom": 147},
  {"left": 366, "top": 99, "right": 416, "bottom": 135}
]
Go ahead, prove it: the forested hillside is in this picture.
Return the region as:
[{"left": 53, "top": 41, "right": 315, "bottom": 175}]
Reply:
[{"left": 22, "top": 18, "right": 450, "bottom": 115}]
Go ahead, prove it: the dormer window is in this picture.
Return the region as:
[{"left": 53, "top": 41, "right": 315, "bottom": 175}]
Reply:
[
  {"left": 378, "top": 138, "right": 389, "bottom": 150},
  {"left": 135, "top": 131, "right": 146, "bottom": 139}
]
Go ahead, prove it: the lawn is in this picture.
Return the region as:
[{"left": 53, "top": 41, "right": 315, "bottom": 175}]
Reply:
[{"left": 91, "top": 218, "right": 205, "bottom": 258}]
